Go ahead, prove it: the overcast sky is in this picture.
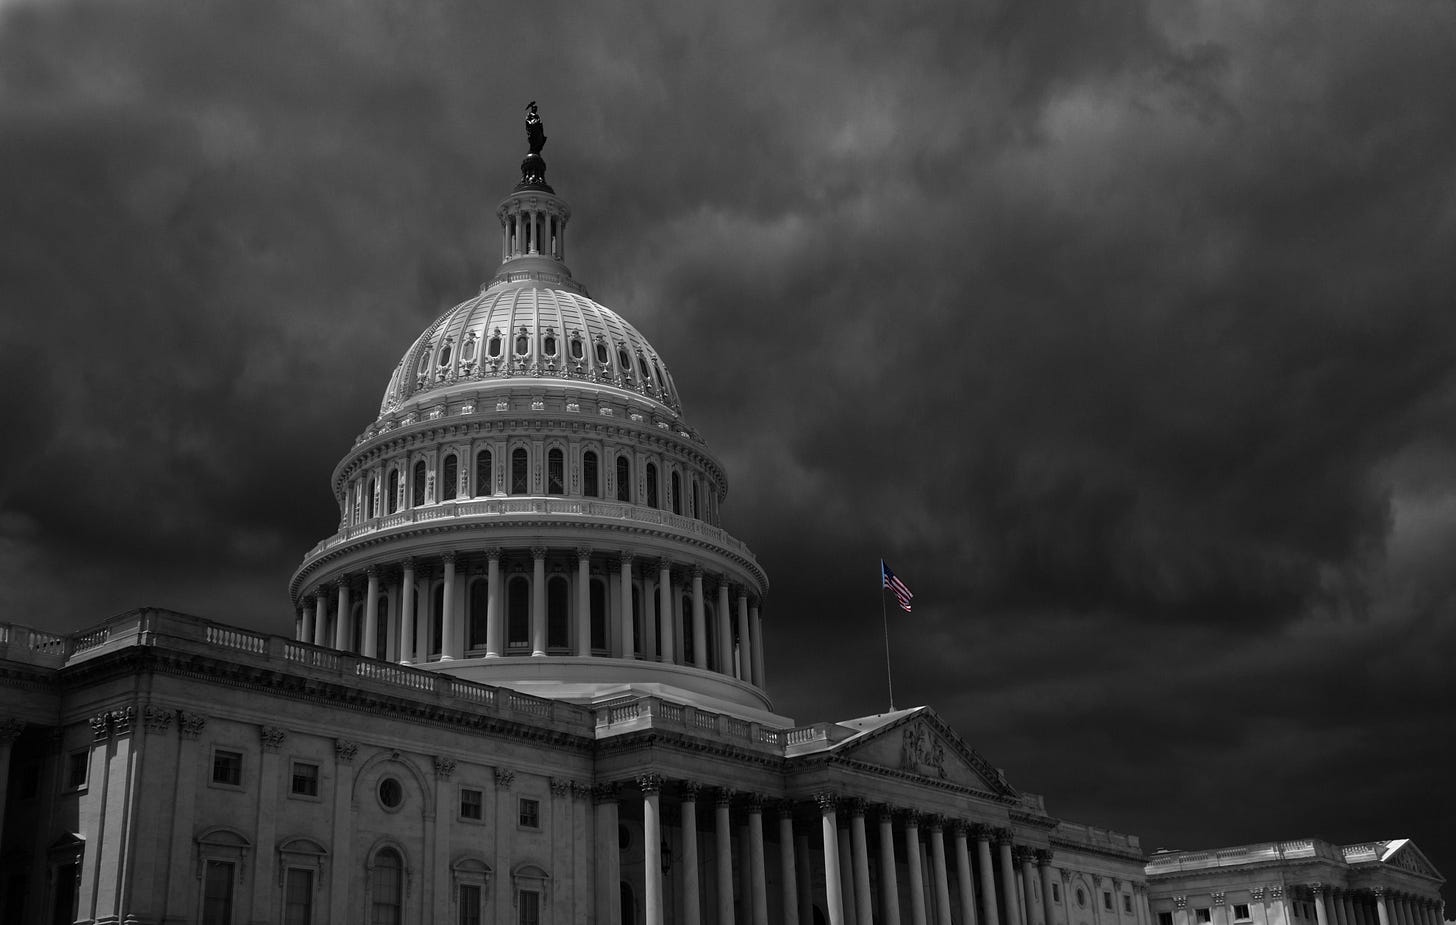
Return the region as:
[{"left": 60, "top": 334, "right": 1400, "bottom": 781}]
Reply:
[{"left": 3, "top": 0, "right": 1454, "bottom": 884}]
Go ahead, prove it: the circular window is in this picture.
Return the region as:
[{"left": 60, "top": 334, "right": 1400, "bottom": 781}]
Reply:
[
  {"left": 1076, "top": 890, "right": 1087, "bottom": 908},
  {"left": 378, "top": 777, "right": 403, "bottom": 809}
]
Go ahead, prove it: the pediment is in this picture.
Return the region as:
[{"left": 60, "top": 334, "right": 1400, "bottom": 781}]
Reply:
[
  {"left": 833, "top": 709, "right": 1017, "bottom": 798},
  {"left": 1385, "top": 841, "right": 1443, "bottom": 880}
]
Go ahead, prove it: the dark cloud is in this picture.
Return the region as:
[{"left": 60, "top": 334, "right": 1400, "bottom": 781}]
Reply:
[{"left": 4, "top": 0, "right": 1455, "bottom": 884}]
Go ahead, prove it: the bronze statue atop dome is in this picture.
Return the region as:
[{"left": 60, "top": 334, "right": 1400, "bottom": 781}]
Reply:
[{"left": 518, "top": 100, "right": 553, "bottom": 192}]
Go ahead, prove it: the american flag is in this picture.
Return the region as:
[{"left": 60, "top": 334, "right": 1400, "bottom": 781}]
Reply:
[{"left": 881, "top": 560, "right": 914, "bottom": 613}]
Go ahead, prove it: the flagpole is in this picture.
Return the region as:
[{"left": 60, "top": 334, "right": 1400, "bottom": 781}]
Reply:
[{"left": 881, "top": 561, "right": 895, "bottom": 712}]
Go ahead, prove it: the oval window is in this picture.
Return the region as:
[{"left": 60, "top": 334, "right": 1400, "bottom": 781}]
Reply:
[
  {"left": 570, "top": 337, "right": 584, "bottom": 360},
  {"left": 378, "top": 777, "right": 403, "bottom": 809},
  {"left": 595, "top": 342, "right": 609, "bottom": 365},
  {"left": 544, "top": 335, "right": 557, "bottom": 357}
]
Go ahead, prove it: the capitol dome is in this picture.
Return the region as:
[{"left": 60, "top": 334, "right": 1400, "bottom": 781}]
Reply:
[{"left": 290, "top": 108, "right": 775, "bottom": 720}]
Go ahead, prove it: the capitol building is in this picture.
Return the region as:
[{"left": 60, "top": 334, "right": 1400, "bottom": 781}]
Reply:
[{"left": 0, "top": 111, "right": 1443, "bottom": 925}]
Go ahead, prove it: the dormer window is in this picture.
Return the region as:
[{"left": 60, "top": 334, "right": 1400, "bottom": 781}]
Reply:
[
  {"left": 595, "top": 341, "right": 609, "bottom": 365},
  {"left": 543, "top": 335, "right": 558, "bottom": 357},
  {"left": 488, "top": 334, "right": 502, "bottom": 359},
  {"left": 570, "top": 336, "right": 584, "bottom": 361}
]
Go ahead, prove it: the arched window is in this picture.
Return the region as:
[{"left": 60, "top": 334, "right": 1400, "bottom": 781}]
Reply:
[
  {"left": 366, "top": 477, "right": 377, "bottom": 519},
  {"left": 439, "top": 343, "right": 452, "bottom": 366},
  {"left": 670, "top": 471, "right": 682, "bottom": 515},
  {"left": 618, "top": 347, "right": 632, "bottom": 371},
  {"left": 511, "top": 448, "right": 529, "bottom": 495},
  {"left": 570, "top": 337, "right": 584, "bottom": 361},
  {"left": 488, "top": 335, "right": 502, "bottom": 358},
  {"left": 595, "top": 341, "right": 609, "bottom": 365},
  {"left": 386, "top": 469, "right": 399, "bottom": 515},
  {"left": 507, "top": 577, "right": 530, "bottom": 649},
  {"left": 431, "top": 584, "right": 444, "bottom": 656},
  {"left": 638, "top": 355, "right": 652, "bottom": 384},
  {"left": 691, "top": 479, "right": 700, "bottom": 519},
  {"left": 376, "top": 598, "right": 390, "bottom": 661},
  {"left": 547, "top": 448, "right": 564, "bottom": 495},
  {"left": 412, "top": 460, "right": 427, "bottom": 507},
  {"left": 468, "top": 580, "right": 489, "bottom": 651},
  {"left": 583, "top": 451, "right": 599, "bottom": 498},
  {"left": 543, "top": 335, "right": 557, "bottom": 357},
  {"left": 616, "top": 456, "right": 631, "bottom": 503},
  {"left": 645, "top": 463, "right": 659, "bottom": 509},
  {"left": 462, "top": 336, "right": 477, "bottom": 362},
  {"left": 441, "top": 454, "right": 458, "bottom": 502},
  {"left": 515, "top": 333, "right": 529, "bottom": 355},
  {"left": 681, "top": 596, "right": 694, "bottom": 665},
  {"left": 547, "top": 577, "right": 569, "bottom": 650},
  {"left": 590, "top": 580, "right": 608, "bottom": 652},
  {"left": 371, "top": 848, "right": 404, "bottom": 925},
  {"left": 475, "top": 449, "right": 492, "bottom": 497}
]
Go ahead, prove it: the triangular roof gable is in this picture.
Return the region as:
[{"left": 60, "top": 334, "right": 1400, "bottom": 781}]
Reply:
[
  {"left": 829, "top": 706, "right": 1018, "bottom": 798},
  {"left": 1381, "top": 840, "right": 1444, "bottom": 881}
]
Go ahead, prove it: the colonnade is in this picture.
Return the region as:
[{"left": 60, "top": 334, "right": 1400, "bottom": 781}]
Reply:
[
  {"left": 294, "top": 548, "right": 766, "bottom": 685},
  {"left": 1302, "top": 885, "right": 1445, "bottom": 925},
  {"left": 601, "top": 780, "right": 1116, "bottom": 925}
]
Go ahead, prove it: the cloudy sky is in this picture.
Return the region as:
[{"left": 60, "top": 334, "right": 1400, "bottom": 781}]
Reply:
[{"left": 3, "top": 0, "right": 1454, "bottom": 882}]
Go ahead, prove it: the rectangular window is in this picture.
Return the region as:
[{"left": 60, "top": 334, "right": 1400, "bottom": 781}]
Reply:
[
  {"left": 1126, "top": 896, "right": 1134, "bottom": 914},
  {"left": 1197, "top": 909, "right": 1213, "bottom": 924},
  {"left": 518, "top": 797, "right": 540, "bottom": 829},
  {"left": 460, "top": 788, "right": 483, "bottom": 820},
  {"left": 518, "top": 890, "right": 541, "bottom": 925},
  {"left": 290, "top": 762, "right": 320, "bottom": 798},
  {"left": 1160, "top": 914, "right": 1174, "bottom": 925},
  {"left": 1105, "top": 893, "right": 1115, "bottom": 912},
  {"left": 65, "top": 750, "right": 89, "bottom": 790},
  {"left": 459, "top": 884, "right": 482, "bottom": 925},
  {"left": 1235, "top": 906, "right": 1251, "bottom": 921},
  {"left": 284, "top": 868, "right": 313, "bottom": 925},
  {"left": 212, "top": 750, "right": 243, "bottom": 787},
  {"left": 1053, "top": 884, "right": 1061, "bottom": 903},
  {"left": 202, "top": 860, "right": 235, "bottom": 925}
]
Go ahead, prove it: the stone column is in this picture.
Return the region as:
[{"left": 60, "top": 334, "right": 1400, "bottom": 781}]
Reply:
[
  {"left": 530, "top": 547, "right": 547, "bottom": 656},
  {"left": 595, "top": 786, "right": 622, "bottom": 925},
  {"left": 399, "top": 561, "right": 416, "bottom": 663},
  {"left": 798, "top": 825, "right": 815, "bottom": 925},
  {"left": 682, "top": 784, "right": 703, "bottom": 925},
  {"left": 878, "top": 808, "right": 903, "bottom": 925},
  {"left": 658, "top": 559, "right": 676, "bottom": 664},
  {"left": 1313, "top": 885, "right": 1330, "bottom": 925},
  {"left": 484, "top": 549, "right": 503, "bottom": 657},
  {"left": 928, "top": 820, "right": 952, "bottom": 925},
  {"left": 252, "top": 725, "right": 286, "bottom": 921},
  {"left": 441, "top": 552, "right": 460, "bottom": 659},
  {"left": 620, "top": 553, "right": 636, "bottom": 659},
  {"left": 1036, "top": 852, "right": 1057, "bottom": 925},
  {"left": 849, "top": 800, "right": 874, "bottom": 925},
  {"left": 1338, "top": 892, "right": 1355, "bottom": 925},
  {"left": 974, "top": 825, "right": 1001, "bottom": 925},
  {"left": 363, "top": 567, "right": 380, "bottom": 658},
  {"left": 839, "top": 825, "right": 859, "bottom": 925},
  {"left": 716, "top": 790, "right": 736, "bottom": 925},
  {"left": 819, "top": 794, "right": 845, "bottom": 925},
  {"left": 314, "top": 587, "right": 329, "bottom": 646},
  {"left": 716, "top": 581, "right": 733, "bottom": 675},
  {"left": 1019, "top": 848, "right": 1040, "bottom": 925},
  {"left": 779, "top": 803, "right": 801, "bottom": 925},
  {"left": 335, "top": 579, "right": 351, "bottom": 649},
  {"left": 751, "top": 602, "right": 767, "bottom": 688},
  {"left": 955, "top": 823, "right": 980, "bottom": 925},
  {"left": 301, "top": 596, "right": 315, "bottom": 643},
  {"left": 998, "top": 830, "right": 1022, "bottom": 925},
  {"left": 747, "top": 796, "right": 769, "bottom": 925},
  {"left": 0, "top": 720, "right": 22, "bottom": 844},
  {"left": 736, "top": 591, "right": 753, "bottom": 683},
  {"left": 575, "top": 548, "right": 592, "bottom": 656},
  {"left": 642, "top": 775, "right": 664, "bottom": 925},
  {"left": 903, "top": 812, "right": 927, "bottom": 925},
  {"left": 692, "top": 566, "right": 708, "bottom": 667},
  {"left": 1250, "top": 888, "right": 1269, "bottom": 925}
]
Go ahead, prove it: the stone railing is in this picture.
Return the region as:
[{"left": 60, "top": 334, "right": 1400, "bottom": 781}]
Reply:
[
  {"left": 1145, "top": 839, "right": 1342, "bottom": 873},
  {"left": 304, "top": 497, "right": 759, "bottom": 563},
  {"left": 1055, "top": 821, "right": 1142, "bottom": 854}
]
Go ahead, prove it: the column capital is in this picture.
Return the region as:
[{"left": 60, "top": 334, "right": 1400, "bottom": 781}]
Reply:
[
  {"left": 924, "top": 814, "right": 944, "bottom": 832},
  {"left": 994, "top": 827, "right": 1015, "bottom": 847},
  {"left": 0, "top": 718, "right": 25, "bottom": 742},
  {"left": 1310, "top": 883, "right": 1325, "bottom": 896},
  {"left": 1269, "top": 886, "right": 1284, "bottom": 900},
  {"left": 531, "top": 546, "right": 547, "bottom": 559},
  {"left": 744, "top": 792, "right": 766, "bottom": 811},
  {"left": 951, "top": 819, "right": 972, "bottom": 836},
  {"left": 1371, "top": 887, "right": 1385, "bottom": 898},
  {"left": 679, "top": 780, "right": 702, "bottom": 801},
  {"left": 401, "top": 556, "right": 417, "bottom": 571},
  {"left": 259, "top": 725, "right": 287, "bottom": 751},
  {"left": 846, "top": 797, "right": 868, "bottom": 817},
  {"left": 1175, "top": 897, "right": 1188, "bottom": 910},
  {"left": 970, "top": 822, "right": 995, "bottom": 841},
  {"left": 638, "top": 773, "right": 664, "bottom": 794},
  {"left": 777, "top": 799, "right": 798, "bottom": 819},
  {"left": 814, "top": 791, "right": 838, "bottom": 813},
  {"left": 1036, "top": 848, "right": 1055, "bottom": 866},
  {"left": 494, "top": 767, "right": 516, "bottom": 789},
  {"left": 1013, "top": 845, "right": 1035, "bottom": 864},
  {"left": 875, "top": 804, "right": 899, "bottom": 825},
  {"left": 365, "top": 564, "right": 380, "bottom": 577},
  {"left": 716, "top": 787, "right": 735, "bottom": 808},
  {"left": 334, "top": 739, "right": 358, "bottom": 762},
  {"left": 1212, "top": 893, "right": 1227, "bottom": 906},
  {"left": 444, "top": 550, "right": 460, "bottom": 565},
  {"left": 487, "top": 548, "right": 503, "bottom": 562},
  {"left": 900, "top": 808, "right": 921, "bottom": 827},
  {"left": 657, "top": 557, "right": 672, "bottom": 572},
  {"left": 1251, "top": 888, "right": 1266, "bottom": 901},
  {"left": 691, "top": 563, "right": 704, "bottom": 579},
  {"left": 434, "top": 756, "right": 457, "bottom": 780},
  {"left": 619, "top": 551, "right": 635, "bottom": 568},
  {"left": 592, "top": 782, "right": 619, "bottom": 805}
]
